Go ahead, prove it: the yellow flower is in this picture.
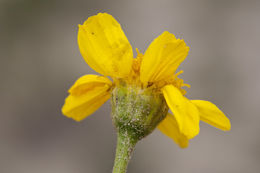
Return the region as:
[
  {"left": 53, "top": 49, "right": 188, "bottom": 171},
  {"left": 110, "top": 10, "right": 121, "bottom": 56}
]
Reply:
[{"left": 62, "top": 13, "right": 231, "bottom": 148}]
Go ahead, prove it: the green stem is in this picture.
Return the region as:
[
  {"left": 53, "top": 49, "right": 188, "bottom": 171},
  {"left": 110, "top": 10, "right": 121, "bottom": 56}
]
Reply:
[{"left": 112, "top": 131, "right": 137, "bottom": 173}]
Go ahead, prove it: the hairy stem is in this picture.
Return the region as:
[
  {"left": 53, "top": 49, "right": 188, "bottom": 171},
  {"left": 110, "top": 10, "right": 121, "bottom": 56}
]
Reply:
[{"left": 112, "top": 131, "right": 137, "bottom": 173}]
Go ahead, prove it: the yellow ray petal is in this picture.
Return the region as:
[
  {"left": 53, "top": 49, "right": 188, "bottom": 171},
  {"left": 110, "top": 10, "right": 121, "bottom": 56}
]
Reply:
[
  {"left": 69, "top": 74, "right": 112, "bottom": 96},
  {"left": 158, "top": 113, "right": 189, "bottom": 148},
  {"left": 191, "top": 100, "right": 231, "bottom": 131},
  {"left": 140, "top": 31, "right": 189, "bottom": 84},
  {"left": 162, "top": 85, "right": 199, "bottom": 139},
  {"left": 62, "top": 75, "right": 111, "bottom": 121},
  {"left": 78, "top": 13, "right": 133, "bottom": 78}
]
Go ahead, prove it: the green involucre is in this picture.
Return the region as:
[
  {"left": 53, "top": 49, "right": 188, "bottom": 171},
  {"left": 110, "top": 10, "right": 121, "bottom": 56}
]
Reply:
[{"left": 111, "top": 82, "right": 169, "bottom": 141}]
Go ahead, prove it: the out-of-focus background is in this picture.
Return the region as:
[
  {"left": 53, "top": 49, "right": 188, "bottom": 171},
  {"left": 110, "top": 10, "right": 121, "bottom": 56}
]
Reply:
[{"left": 1, "top": 0, "right": 259, "bottom": 172}]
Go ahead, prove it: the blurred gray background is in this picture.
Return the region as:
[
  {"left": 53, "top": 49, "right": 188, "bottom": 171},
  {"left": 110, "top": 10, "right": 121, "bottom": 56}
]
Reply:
[{"left": 1, "top": 0, "right": 259, "bottom": 173}]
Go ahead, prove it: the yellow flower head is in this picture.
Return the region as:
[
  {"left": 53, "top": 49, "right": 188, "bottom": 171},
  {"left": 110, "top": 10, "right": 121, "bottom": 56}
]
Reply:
[{"left": 62, "top": 13, "right": 231, "bottom": 148}]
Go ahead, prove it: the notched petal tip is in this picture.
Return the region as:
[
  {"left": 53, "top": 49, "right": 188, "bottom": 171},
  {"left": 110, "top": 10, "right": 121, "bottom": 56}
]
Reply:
[{"left": 140, "top": 31, "right": 189, "bottom": 84}]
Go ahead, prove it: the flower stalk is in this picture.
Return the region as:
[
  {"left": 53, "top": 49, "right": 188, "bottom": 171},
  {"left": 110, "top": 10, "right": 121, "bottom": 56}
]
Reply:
[{"left": 112, "top": 131, "right": 137, "bottom": 173}]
